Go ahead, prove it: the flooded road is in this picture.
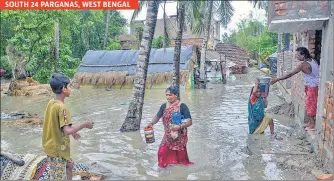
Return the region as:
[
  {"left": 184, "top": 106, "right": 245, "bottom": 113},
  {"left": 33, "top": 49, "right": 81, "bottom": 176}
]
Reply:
[{"left": 1, "top": 68, "right": 314, "bottom": 180}]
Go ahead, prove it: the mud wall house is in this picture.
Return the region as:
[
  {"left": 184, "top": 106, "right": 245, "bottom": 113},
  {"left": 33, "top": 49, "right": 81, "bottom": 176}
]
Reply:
[
  {"left": 205, "top": 43, "right": 250, "bottom": 81},
  {"left": 130, "top": 16, "right": 221, "bottom": 48},
  {"left": 119, "top": 34, "right": 137, "bottom": 50},
  {"left": 268, "top": 0, "right": 333, "bottom": 167},
  {"left": 205, "top": 50, "right": 237, "bottom": 81},
  {"left": 72, "top": 46, "right": 200, "bottom": 89},
  {"left": 205, "top": 50, "right": 224, "bottom": 81}
]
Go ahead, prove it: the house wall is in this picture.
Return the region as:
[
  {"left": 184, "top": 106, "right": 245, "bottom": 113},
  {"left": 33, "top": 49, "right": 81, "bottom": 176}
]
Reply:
[
  {"left": 170, "top": 38, "right": 215, "bottom": 50},
  {"left": 131, "top": 17, "right": 220, "bottom": 48},
  {"left": 275, "top": 1, "right": 334, "bottom": 170},
  {"left": 170, "top": 38, "right": 203, "bottom": 47},
  {"left": 269, "top": 1, "right": 330, "bottom": 22},
  {"left": 268, "top": 1, "right": 331, "bottom": 32},
  {"left": 120, "top": 40, "right": 137, "bottom": 50},
  {"left": 315, "top": 3, "right": 334, "bottom": 168}
]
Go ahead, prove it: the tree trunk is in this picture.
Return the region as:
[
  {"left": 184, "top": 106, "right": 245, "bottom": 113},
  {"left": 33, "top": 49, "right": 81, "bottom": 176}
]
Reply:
[
  {"left": 82, "top": 25, "right": 90, "bottom": 51},
  {"left": 172, "top": 2, "right": 185, "bottom": 96},
  {"left": 137, "top": 30, "right": 143, "bottom": 49},
  {"left": 199, "top": 0, "right": 213, "bottom": 89},
  {"left": 103, "top": 10, "right": 111, "bottom": 49},
  {"left": 162, "top": 0, "right": 167, "bottom": 48},
  {"left": 54, "top": 20, "right": 59, "bottom": 72},
  {"left": 120, "top": 1, "right": 159, "bottom": 132}
]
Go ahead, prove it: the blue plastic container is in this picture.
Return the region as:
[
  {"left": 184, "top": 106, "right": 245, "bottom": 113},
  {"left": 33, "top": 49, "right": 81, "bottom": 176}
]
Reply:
[
  {"left": 259, "top": 77, "right": 271, "bottom": 98},
  {"left": 171, "top": 112, "right": 183, "bottom": 125}
]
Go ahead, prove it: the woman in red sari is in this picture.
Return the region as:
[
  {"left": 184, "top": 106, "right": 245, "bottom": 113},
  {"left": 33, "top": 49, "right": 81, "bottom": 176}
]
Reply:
[{"left": 146, "top": 86, "right": 193, "bottom": 168}]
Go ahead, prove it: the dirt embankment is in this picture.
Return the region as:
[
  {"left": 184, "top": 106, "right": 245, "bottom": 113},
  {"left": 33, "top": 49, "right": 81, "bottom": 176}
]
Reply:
[
  {"left": 1, "top": 79, "right": 52, "bottom": 96},
  {"left": 1, "top": 110, "right": 44, "bottom": 126},
  {"left": 266, "top": 102, "right": 295, "bottom": 118},
  {"left": 276, "top": 127, "right": 333, "bottom": 180}
]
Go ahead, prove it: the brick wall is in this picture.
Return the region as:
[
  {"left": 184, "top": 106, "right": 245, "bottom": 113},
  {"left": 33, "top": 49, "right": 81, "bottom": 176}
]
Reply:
[
  {"left": 319, "top": 81, "right": 334, "bottom": 159},
  {"left": 277, "top": 51, "right": 293, "bottom": 89},
  {"left": 269, "top": 1, "right": 330, "bottom": 22},
  {"left": 308, "top": 30, "right": 316, "bottom": 58}
]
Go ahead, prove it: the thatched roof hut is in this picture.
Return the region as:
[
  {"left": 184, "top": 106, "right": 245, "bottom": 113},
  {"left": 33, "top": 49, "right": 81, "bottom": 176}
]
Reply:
[
  {"left": 214, "top": 43, "right": 250, "bottom": 74},
  {"left": 73, "top": 46, "right": 200, "bottom": 89}
]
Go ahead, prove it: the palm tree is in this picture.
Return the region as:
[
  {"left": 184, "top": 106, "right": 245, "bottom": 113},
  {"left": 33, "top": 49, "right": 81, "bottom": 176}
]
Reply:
[
  {"left": 186, "top": 1, "right": 234, "bottom": 88},
  {"left": 162, "top": 0, "right": 169, "bottom": 48},
  {"left": 132, "top": 1, "right": 234, "bottom": 90},
  {"left": 54, "top": 19, "right": 59, "bottom": 72},
  {"left": 199, "top": 0, "right": 213, "bottom": 89},
  {"left": 120, "top": 1, "right": 160, "bottom": 132},
  {"left": 103, "top": 10, "right": 111, "bottom": 49},
  {"left": 172, "top": 1, "right": 185, "bottom": 93}
]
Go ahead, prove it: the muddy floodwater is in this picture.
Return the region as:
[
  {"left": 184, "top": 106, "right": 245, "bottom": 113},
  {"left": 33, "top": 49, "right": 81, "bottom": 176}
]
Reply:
[{"left": 1, "top": 69, "right": 317, "bottom": 180}]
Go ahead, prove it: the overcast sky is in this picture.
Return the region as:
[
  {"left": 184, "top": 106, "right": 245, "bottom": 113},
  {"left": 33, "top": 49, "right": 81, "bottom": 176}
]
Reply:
[{"left": 119, "top": 1, "right": 266, "bottom": 36}]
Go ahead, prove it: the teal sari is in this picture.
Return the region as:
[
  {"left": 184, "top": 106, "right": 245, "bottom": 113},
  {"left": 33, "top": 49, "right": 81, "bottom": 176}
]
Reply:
[{"left": 248, "top": 87, "right": 265, "bottom": 134}]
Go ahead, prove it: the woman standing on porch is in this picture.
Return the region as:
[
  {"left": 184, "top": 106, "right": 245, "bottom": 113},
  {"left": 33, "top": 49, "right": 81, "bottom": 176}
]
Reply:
[
  {"left": 145, "top": 86, "right": 194, "bottom": 168},
  {"left": 271, "top": 47, "right": 319, "bottom": 131}
]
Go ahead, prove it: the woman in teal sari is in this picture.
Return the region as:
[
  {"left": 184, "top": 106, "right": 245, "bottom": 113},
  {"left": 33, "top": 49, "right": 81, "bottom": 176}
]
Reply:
[{"left": 248, "top": 79, "right": 275, "bottom": 135}]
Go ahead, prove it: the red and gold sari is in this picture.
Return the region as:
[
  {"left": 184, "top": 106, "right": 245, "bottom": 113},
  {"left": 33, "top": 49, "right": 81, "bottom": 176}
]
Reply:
[{"left": 158, "top": 100, "right": 193, "bottom": 168}]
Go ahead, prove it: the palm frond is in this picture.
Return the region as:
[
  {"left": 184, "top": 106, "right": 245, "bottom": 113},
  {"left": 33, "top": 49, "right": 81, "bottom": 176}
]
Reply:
[
  {"left": 185, "top": 1, "right": 206, "bottom": 35},
  {"left": 130, "top": 1, "right": 147, "bottom": 24},
  {"left": 213, "top": 1, "right": 234, "bottom": 28},
  {"left": 250, "top": 0, "right": 268, "bottom": 9},
  {"left": 185, "top": 1, "right": 235, "bottom": 34},
  {"left": 162, "top": 0, "right": 169, "bottom": 50}
]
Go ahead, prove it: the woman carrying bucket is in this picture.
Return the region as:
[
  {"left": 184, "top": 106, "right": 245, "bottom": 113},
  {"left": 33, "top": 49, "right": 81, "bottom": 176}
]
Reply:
[
  {"left": 145, "top": 86, "right": 193, "bottom": 168},
  {"left": 248, "top": 78, "right": 275, "bottom": 135}
]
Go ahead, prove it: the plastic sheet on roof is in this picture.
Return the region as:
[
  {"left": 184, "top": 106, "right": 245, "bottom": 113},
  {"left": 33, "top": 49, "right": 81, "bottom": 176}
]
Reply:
[{"left": 77, "top": 46, "right": 196, "bottom": 75}]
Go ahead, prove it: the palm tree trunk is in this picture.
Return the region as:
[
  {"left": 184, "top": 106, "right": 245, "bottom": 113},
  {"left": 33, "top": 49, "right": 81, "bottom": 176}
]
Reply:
[
  {"left": 120, "top": 1, "right": 159, "bottom": 132},
  {"left": 162, "top": 0, "right": 167, "bottom": 48},
  {"left": 54, "top": 19, "right": 59, "bottom": 72},
  {"left": 103, "top": 10, "right": 111, "bottom": 49},
  {"left": 172, "top": 2, "right": 185, "bottom": 95},
  {"left": 199, "top": 0, "right": 213, "bottom": 89}
]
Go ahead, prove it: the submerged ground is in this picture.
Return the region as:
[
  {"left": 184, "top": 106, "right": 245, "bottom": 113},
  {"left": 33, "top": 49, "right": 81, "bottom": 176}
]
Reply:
[{"left": 1, "top": 68, "right": 327, "bottom": 180}]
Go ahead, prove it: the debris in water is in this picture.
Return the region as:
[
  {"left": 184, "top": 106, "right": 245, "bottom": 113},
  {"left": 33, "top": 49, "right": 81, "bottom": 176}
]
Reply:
[
  {"left": 1, "top": 112, "right": 11, "bottom": 119},
  {"left": 119, "top": 102, "right": 129, "bottom": 105},
  {"left": 274, "top": 134, "right": 284, "bottom": 141},
  {"left": 241, "top": 146, "right": 252, "bottom": 155},
  {"left": 1, "top": 118, "right": 43, "bottom": 126},
  {"left": 72, "top": 175, "right": 82, "bottom": 180},
  {"left": 316, "top": 174, "right": 333, "bottom": 180}
]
